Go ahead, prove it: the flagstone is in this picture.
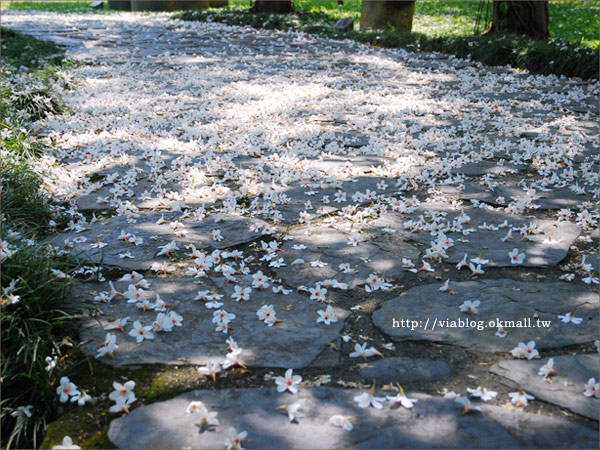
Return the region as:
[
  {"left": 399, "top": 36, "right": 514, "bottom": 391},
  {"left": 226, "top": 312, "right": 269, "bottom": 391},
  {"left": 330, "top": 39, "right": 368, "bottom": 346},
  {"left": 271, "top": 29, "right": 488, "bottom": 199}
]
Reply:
[
  {"left": 49, "top": 213, "right": 269, "bottom": 271},
  {"left": 406, "top": 207, "right": 580, "bottom": 267},
  {"left": 373, "top": 280, "right": 598, "bottom": 352},
  {"left": 107, "top": 387, "right": 599, "bottom": 449},
  {"left": 76, "top": 276, "right": 349, "bottom": 368},
  {"left": 441, "top": 181, "right": 591, "bottom": 210},
  {"left": 275, "top": 224, "right": 420, "bottom": 288},
  {"left": 359, "top": 357, "right": 451, "bottom": 384},
  {"left": 490, "top": 354, "right": 599, "bottom": 420}
]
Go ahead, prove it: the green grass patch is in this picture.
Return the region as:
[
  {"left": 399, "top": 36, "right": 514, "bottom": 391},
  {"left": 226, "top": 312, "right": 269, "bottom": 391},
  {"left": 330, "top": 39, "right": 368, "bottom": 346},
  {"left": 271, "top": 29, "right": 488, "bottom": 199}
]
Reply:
[
  {"left": 1, "top": 134, "right": 55, "bottom": 231},
  {"left": 290, "top": 1, "right": 599, "bottom": 48},
  {"left": 177, "top": 1, "right": 598, "bottom": 79},
  {"left": 144, "top": 366, "right": 201, "bottom": 403},
  {"left": 0, "top": 1, "right": 114, "bottom": 13},
  {"left": 1, "top": 27, "right": 64, "bottom": 69}
]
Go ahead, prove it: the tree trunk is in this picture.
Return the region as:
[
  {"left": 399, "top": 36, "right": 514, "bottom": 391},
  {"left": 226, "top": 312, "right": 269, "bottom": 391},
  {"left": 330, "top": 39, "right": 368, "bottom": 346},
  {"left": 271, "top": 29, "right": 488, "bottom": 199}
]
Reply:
[
  {"left": 360, "top": 1, "right": 415, "bottom": 31},
  {"left": 107, "top": 1, "right": 131, "bottom": 11},
  {"left": 250, "top": 1, "right": 293, "bottom": 14},
  {"left": 484, "top": 1, "right": 550, "bottom": 40}
]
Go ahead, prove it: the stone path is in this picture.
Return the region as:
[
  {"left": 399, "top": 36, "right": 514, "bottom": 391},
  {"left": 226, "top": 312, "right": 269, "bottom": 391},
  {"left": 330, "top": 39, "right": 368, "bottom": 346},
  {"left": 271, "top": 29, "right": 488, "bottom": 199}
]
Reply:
[
  {"left": 373, "top": 280, "right": 598, "bottom": 352},
  {"left": 490, "top": 354, "right": 599, "bottom": 420},
  {"left": 108, "top": 387, "right": 599, "bottom": 449},
  {"left": 3, "top": 10, "right": 599, "bottom": 449}
]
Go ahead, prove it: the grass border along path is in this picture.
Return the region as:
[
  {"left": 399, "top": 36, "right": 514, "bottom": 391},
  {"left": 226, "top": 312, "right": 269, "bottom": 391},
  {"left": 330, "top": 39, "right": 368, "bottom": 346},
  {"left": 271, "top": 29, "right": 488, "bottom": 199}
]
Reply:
[
  {"left": 0, "top": 27, "right": 91, "bottom": 450},
  {"left": 176, "top": 2, "right": 598, "bottom": 80}
]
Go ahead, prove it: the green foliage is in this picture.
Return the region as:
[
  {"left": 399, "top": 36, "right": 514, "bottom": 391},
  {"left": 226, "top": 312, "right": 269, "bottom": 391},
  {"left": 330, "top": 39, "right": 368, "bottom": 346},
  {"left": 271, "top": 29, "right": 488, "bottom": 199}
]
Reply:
[
  {"left": 0, "top": 239, "right": 80, "bottom": 449},
  {"left": 1, "top": 133, "right": 55, "bottom": 231},
  {"left": 345, "top": 30, "right": 598, "bottom": 80},
  {"left": 1, "top": 28, "right": 71, "bottom": 232},
  {"left": 3, "top": 84, "right": 66, "bottom": 122},
  {"left": 0, "top": 26, "right": 86, "bottom": 450},
  {"left": 549, "top": 1, "right": 599, "bottom": 49},
  {"left": 1, "top": 28, "right": 79, "bottom": 124},
  {"left": 1, "top": 27, "right": 64, "bottom": 69},
  {"left": 178, "top": 1, "right": 599, "bottom": 79}
]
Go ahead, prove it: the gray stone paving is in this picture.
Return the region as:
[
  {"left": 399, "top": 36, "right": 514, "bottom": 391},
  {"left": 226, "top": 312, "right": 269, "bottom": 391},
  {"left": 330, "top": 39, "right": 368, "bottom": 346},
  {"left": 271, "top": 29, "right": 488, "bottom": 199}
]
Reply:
[
  {"left": 441, "top": 181, "right": 590, "bottom": 210},
  {"left": 108, "top": 387, "right": 599, "bottom": 449},
  {"left": 276, "top": 224, "right": 420, "bottom": 288},
  {"left": 405, "top": 207, "right": 581, "bottom": 268},
  {"left": 490, "top": 354, "right": 600, "bottom": 420},
  {"left": 358, "top": 357, "right": 451, "bottom": 384},
  {"left": 373, "top": 280, "right": 599, "bottom": 352},
  {"left": 51, "top": 213, "right": 270, "bottom": 271},
  {"left": 76, "top": 276, "right": 349, "bottom": 368},
  {"left": 3, "top": 9, "right": 598, "bottom": 450}
]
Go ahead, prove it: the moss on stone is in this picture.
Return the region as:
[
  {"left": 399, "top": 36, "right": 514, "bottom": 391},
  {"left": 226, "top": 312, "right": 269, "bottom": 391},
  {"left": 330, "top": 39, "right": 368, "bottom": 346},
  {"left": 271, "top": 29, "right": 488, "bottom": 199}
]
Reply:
[
  {"left": 39, "top": 408, "right": 116, "bottom": 449},
  {"left": 145, "top": 366, "right": 200, "bottom": 403},
  {"left": 82, "top": 428, "right": 117, "bottom": 449},
  {"left": 40, "top": 348, "right": 205, "bottom": 447}
]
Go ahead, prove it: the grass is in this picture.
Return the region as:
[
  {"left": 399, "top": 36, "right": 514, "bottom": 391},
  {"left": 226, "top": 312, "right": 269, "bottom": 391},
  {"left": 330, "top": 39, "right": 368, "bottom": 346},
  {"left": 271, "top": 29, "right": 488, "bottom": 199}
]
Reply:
[
  {"left": 291, "top": 1, "right": 599, "bottom": 48},
  {"left": 0, "top": 242, "right": 80, "bottom": 449},
  {"left": 0, "top": 1, "right": 114, "bottom": 13},
  {"left": 0, "top": 27, "right": 89, "bottom": 450},
  {"left": 548, "top": 1, "right": 600, "bottom": 49}
]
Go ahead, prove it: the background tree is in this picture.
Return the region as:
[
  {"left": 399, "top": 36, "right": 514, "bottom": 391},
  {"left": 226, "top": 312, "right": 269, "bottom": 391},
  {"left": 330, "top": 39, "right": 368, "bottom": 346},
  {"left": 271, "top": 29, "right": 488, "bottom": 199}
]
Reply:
[
  {"left": 483, "top": 1, "right": 550, "bottom": 40},
  {"left": 250, "top": 1, "right": 293, "bottom": 14},
  {"left": 360, "top": 1, "right": 415, "bottom": 32}
]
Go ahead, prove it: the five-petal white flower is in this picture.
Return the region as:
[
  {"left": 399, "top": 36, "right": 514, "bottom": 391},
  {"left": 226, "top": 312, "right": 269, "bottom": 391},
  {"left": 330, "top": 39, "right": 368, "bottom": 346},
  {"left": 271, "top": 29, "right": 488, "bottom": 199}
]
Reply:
[{"left": 275, "top": 369, "right": 302, "bottom": 394}]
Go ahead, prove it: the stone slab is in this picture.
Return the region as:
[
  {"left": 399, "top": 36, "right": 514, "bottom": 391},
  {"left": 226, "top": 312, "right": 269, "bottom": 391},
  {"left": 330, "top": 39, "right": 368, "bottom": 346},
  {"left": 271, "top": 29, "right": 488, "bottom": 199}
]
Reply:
[
  {"left": 373, "top": 280, "right": 599, "bottom": 352},
  {"left": 262, "top": 175, "right": 398, "bottom": 225},
  {"left": 359, "top": 357, "right": 451, "bottom": 384},
  {"left": 49, "top": 213, "right": 269, "bottom": 271},
  {"left": 77, "top": 276, "right": 349, "bottom": 368},
  {"left": 74, "top": 178, "right": 223, "bottom": 211},
  {"left": 108, "top": 387, "right": 599, "bottom": 449},
  {"left": 275, "top": 224, "right": 420, "bottom": 288},
  {"left": 407, "top": 207, "right": 580, "bottom": 268},
  {"left": 490, "top": 354, "right": 600, "bottom": 420},
  {"left": 303, "top": 156, "right": 394, "bottom": 174},
  {"left": 441, "top": 181, "right": 591, "bottom": 210},
  {"left": 450, "top": 161, "right": 526, "bottom": 177},
  {"left": 333, "top": 18, "right": 354, "bottom": 32}
]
